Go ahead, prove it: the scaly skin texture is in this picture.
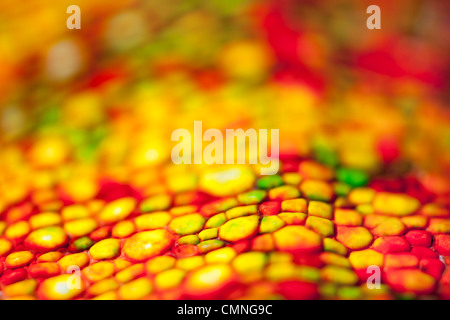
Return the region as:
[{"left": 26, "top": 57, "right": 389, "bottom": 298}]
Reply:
[
  {"left": 0, "top": 160, "right": 449, "bottom": 300},
  {"left": 0, "top": 0, "right": 449, "bottom": 301}
]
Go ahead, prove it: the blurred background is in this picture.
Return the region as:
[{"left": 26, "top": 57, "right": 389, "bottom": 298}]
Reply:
[{"left": 0, "top": 0, "right": 449, "bottom": 204}]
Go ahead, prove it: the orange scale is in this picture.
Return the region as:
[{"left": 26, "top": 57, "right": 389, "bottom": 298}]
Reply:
[
  {"left": 37, "top": 274, "right": 86, "bottom": 300},
  {"left": 28, "top": 262, "right": 61, "bottom": 278},
  {"left": 384, "top": 253, "right": 419, "bottom": 269},
  {"left": 82, "top": 261, "right": 116, "bottom": 283},
  {"left": 23, "top": 226, "right": 68, "bottom": 253},
  {"left": 5, "top": 251, "right": 35, "bottom": 268},
  {"left": 37, "top": 251, "right": 64, "bottom": 263},
  {"left": 336, "top": 226, "right": 373, "bottom": 250},
  {"left": 427, "top": 218, "right": 450, "bottom": 234},
  {"left": 371, "top": 218, "right": 407, "bottom": 237},
  {"left": 173, "top": 244, "right": 198, "bottom": 258},
  {"left": 281, "top": 198, "right": 307, "bottom": 213},
  {"left": 444, "top": 257, "right": 450, "bottom": 266},
  {"left": 183, "top": 264, "right": 236, "bottom": 299},
  {"left": 231, "top": 239, "right": 251, "bottom": 254}
]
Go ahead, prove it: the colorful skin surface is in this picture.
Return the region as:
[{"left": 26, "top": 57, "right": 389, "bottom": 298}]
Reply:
[
  {"left": 0, "top": 0, "right": 449, "bottom": 300},
  {"left": 0, "top": 159, "right": 449, "bottom": 300}
]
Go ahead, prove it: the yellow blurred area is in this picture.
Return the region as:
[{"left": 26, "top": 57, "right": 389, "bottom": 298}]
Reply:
[{"left": 0, "top": 0, "right": 448, "bottom": 206}]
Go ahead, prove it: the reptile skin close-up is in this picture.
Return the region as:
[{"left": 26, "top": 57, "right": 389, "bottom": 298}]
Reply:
[{"left": 0, "top": 0, "right": 449, "bottom": 300}]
